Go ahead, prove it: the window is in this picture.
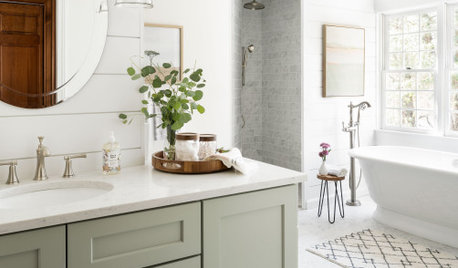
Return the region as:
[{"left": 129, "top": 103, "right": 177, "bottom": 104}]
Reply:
[
  {"left": 448, "top": 6, "right": 458, "bottom": 133},
  {"left": 383, "top": 11, "right": 438, "bottom": 131}
]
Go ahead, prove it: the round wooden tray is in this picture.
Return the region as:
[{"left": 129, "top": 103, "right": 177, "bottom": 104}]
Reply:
[{"left": 152, "top": 151, "right": 231, "bottom": 174}]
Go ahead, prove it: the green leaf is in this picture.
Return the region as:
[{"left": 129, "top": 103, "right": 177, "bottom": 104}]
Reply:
[
  {"left": 190, "top": 72, "right": 201, "bottom": 82},
  {"left": 141, "top": 107, "right": 149, "bottom": 117},
  {"left": 164, "top": 89, "right": 172, "bottom": 97},
  {"left": 197, "top": 104, "right": 205, "bottom": 114},
  {"left": 141, "top": 66, "right": 156, "bottom": 77},
  {"left": 182, "top": 103, "right": 189, "bottom": 109},
  {"left": 182, "top": 77, "right": 189, "bottom": 83},
  {"left": 119, "top": 113, "right": 127, "bottom": 119},
  {"left": 187, "top": 82, "right": 196, "bottom": 88},
  {"left": 152, "top": 76, "right": 163, "bottom": 88},
  {"left": 164, "top": 74, "right": 172, "bottom": 81},
  {"left": 131, "top": 74, "right": 141, "bottom": 80},
  {"left": 190, "top": 102, "right": 198, "bottom": 109},
  {"left": 184, "top": 68, "right": 190, "bottom": 73},
  {"left": 178, "top": 86, "right": 187, "bottom": 92},
  {"left": 171, "top": 121, "right": 184, "bottom": 131},
  {"left": 142, "top": 100, "right": 149, "bottom": 104},
  {"left": 181, "top": 113, "right": 192, "bottom": 123},
  {"left": 127, "top": 67, "right": 135, "bottom": 76},
  {"left": 163, "top": 63, "right": 172, "bottom": 68},
  {"left": 193, "top": 90, "right": 203, "bottom": 101},
  {"left": 197, "top": 83, "right": 205, "bottom": 88},
  {"left": 173, "top": 102, "right": 181, "bottom": 111},
  {"left": 171, "top": 77, "right": 177, "bottom": 85},
  {"left": 186, "top": 91, "right": 195, "bottom": 97},
  {"left": 139, "top": 86, "right": 149, "bottom": 93}
]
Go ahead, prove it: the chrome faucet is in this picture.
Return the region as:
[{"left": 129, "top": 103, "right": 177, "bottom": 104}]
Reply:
[
  {"left": 34, "top": 136, "right": 50, "bottom": 181},
  {"left": 342, "top": 101, "right": 371, "bottom": 207}
]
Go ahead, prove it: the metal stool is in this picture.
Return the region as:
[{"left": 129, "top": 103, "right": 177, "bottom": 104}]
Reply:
[{"left": 317, "top": 174, "right": 345, "bottom": 224}]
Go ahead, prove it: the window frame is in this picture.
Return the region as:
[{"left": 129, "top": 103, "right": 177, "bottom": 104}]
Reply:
[
  {"left": 381, "top": 7, "right": 443, "bottom": 135},
  {"left": 445, "top": 3, "right": 458, "bottom": 137}
]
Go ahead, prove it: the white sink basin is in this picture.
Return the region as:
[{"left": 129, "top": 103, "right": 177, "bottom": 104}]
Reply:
[{"left": 0, "top": 180, "right": 113, "bottom": 210}]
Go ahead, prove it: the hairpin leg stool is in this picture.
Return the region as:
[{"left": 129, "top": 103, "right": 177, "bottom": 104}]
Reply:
[{"left": 317, "top": 174, "right": 345, "bottom": 224}]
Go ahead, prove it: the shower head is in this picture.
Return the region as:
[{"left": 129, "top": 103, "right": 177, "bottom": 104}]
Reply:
[
  {"left": 244, "top": 0, "right": 265, "bottom": 10},
  {"left": 247, "top": 44, "right": 255, "bottom": 53}
]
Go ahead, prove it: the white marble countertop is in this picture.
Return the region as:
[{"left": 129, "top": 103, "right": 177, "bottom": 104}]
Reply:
[{"left": 0, "top": 160, "right": 306, "bottom": 235}]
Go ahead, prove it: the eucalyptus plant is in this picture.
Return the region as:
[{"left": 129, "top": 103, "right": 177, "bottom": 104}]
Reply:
[{"left": 119, "top": 50, "right": 206, "bottom": 159}]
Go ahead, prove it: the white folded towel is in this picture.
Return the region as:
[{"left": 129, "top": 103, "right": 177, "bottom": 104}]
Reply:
[
  {"left": 326, "top": 166, "right": 348, "bottom": 177},
  {"left": 205, "top": 148, "right": 255, "bottom": 175}
]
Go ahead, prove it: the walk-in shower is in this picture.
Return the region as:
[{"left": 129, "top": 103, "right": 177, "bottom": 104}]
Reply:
[{"left": 342, "top": 101, "right": 371, "bottom": 206}]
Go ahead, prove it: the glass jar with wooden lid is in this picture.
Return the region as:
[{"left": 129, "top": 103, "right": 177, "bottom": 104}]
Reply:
[
  {"left": 175, "top": 133, "right": 200, "bottom": 161},
  {"left": 198, "top": 134, "right": 217, "bottom": 160}
]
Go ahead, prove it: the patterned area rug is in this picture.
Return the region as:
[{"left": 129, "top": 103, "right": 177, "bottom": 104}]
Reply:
[{"left": 307, "top": 229, "right": 458, "bottom": 268}]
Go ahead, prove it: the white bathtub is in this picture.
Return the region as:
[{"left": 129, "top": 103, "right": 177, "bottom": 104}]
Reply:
[{"left": 349, "top": 146, "right": 458, "bottom": 248}]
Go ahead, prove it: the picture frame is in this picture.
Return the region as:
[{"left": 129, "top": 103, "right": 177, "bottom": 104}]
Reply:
[
  {"left": 322, "top": 24, "right": 365, "bottom": 97},
  {"left": 143, "top": 23, "right": 183, "bottom": 80}
]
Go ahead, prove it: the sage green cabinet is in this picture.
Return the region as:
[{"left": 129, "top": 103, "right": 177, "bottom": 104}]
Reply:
[
  {"left": 67, "top": 202, "right": 201, "bottom": 268},
  {"left": 154, "top": 256, "right": 200, "bottom": 268},
  {"left": 203, "top": 185, "right": 298, "bottom": 268},
  {"left": 0, "top": 226, "right": 65, "bottom": 268}
]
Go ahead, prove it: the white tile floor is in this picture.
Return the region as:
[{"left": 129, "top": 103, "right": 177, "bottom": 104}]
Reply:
[{"left": 298, "top": 196, "right": 458, "bottom": 268}]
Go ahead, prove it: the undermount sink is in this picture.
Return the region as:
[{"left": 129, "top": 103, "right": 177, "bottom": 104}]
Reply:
[{"left": 0, "top": 180, "right": 113, "bottom": 210}]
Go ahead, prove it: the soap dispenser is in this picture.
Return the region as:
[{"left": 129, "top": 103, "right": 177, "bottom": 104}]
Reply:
[{"left": 103, "top": 131, "right": 121, "bottom": 175}]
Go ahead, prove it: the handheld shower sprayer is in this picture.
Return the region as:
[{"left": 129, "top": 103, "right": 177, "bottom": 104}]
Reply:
[
  {"left": 342, "top": 101, "right": 371, "bottom": 206},
  {"left": 242, "top": 44, "right": 255, "bottom": 86}
]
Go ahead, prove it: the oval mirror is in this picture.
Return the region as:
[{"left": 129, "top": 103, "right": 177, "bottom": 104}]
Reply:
[{"left": 0, "top": 0, "right": 108, "bottom": 108}]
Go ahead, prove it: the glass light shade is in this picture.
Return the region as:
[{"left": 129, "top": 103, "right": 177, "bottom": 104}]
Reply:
[{"left": 115, "top": 0, "right": 153, "bottom": 8}]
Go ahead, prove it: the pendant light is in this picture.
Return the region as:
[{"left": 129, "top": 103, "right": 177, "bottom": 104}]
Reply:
[{"left": 114, "top": 0, "right": 153, "bottom": 8}]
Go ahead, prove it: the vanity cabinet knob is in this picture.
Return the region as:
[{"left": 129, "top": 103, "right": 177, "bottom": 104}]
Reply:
[
  {"left": 0, "top": 161, "right": 20, "bottom": 185},
  {"left": 63, "top": 154, "right": 87, "bottom": 178}
]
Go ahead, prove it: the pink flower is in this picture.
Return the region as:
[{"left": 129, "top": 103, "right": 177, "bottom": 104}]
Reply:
[
  {"left": 319, "top": 152, "right": 324, "bottom": 158},
  {"left": 320, "top": 142, "right": 330, "bottom": 149},
  {"left": 322, "top": 150, "right": 329, "bottom": 156}
]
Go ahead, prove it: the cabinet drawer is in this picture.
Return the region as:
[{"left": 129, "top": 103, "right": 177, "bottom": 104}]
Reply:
[
  {"left": 154, "top": 256, "right": 200, "bottom": 268},
  {"left": 68, "top": 202, "right": 201, "bottom": 268},
  {"left": 0, "top": 226, "right": 65, "bottom": 268}
]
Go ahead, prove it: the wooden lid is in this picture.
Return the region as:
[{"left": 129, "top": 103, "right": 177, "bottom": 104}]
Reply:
[
  {"left": 176, "top": 132, "right": 199, "bottom": 141},
  {"left": 200, "top": 134, "right": 216, "bottom": 141},
  {"left": 317, "top": 174, "right": 345, "bottom": 181}
]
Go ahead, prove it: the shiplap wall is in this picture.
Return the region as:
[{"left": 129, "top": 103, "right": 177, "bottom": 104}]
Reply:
[
  {"left": 302, "top": 0, "right": 377, "bottom": 208},
  {"left": 0, "top": 3, "right": 144, "bottom": 182}
]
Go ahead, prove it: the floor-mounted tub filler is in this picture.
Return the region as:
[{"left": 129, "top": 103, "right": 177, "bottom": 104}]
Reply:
[{"left": 349, "top": 146, "right": 458, "bottom": 248}]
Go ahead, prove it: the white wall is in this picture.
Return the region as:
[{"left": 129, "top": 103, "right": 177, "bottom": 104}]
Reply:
[
  {"left": 302, "top": 0, "right": 377, "bottom": 208},
  {"left": 375, "top": 0, "right": 440, "bottom": 12},
  {"left": 144, "top": 0, "right": 234, "bottom": 150},
  {"left": 0, "top": 2, "right": 144, "bottom": 182},
  {"left": 0, "top": 0, "right": 235, "bottom": 182}
]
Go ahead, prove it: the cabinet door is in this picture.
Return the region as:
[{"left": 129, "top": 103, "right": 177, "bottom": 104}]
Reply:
[
  {"left": 68, "top": 202, "right": 201, "bottom": 268},
  {"left": 203, "top": 185, "right": 298, "bottom": 268},
  {"left": 0, "top": 226, "right": 66, "bottom": 268},
  {"left": 153, "top": 256, "right": 200, "bottom": 268}
]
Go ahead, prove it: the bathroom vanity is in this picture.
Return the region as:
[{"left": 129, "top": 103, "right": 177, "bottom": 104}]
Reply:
[{"left": 0, "top": 161, "right": 305, "bottom": 268}]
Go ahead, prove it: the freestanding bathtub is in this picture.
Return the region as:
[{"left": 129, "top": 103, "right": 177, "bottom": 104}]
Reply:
[{"left": 349, "top": 146, "right": 458, "bottom": 248}]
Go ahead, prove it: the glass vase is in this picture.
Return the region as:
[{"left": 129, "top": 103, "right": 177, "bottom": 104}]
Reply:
[{"left": 163, "top": 125, "right": 176, "bottom": 160}]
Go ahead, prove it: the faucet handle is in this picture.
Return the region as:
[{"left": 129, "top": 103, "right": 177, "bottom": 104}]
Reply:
[
  {"left": 63, "top": 154, "right": 87, "bottom": 178},
  {"left": 0, "top": 161, "right": 19, "bottom": 185}
]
